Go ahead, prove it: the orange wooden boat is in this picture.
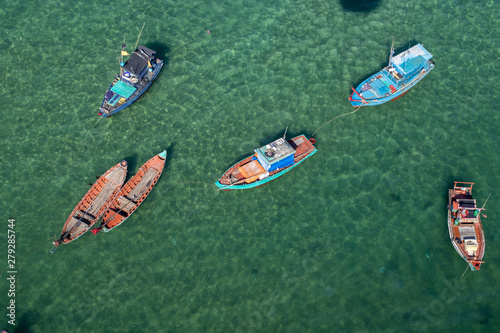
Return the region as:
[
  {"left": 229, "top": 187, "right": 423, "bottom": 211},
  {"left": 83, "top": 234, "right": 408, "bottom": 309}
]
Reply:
[
  {"left": 447, "top": 182, "right": 487, "bottom": 271},
  {"left": 51, "top": 160, "right": 127, "bottom": 252},
  {"left": 93, "top": 150, "right": 167, "bottom": 233}
]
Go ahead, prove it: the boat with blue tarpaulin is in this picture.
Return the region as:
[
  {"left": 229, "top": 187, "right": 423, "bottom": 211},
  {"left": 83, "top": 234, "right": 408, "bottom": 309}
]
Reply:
[
  {"left": 349, "top": 43, "right": 434, "bottom": 107},
  {"left": 216, "top": 134, "right": 317, "bottom": 190}
]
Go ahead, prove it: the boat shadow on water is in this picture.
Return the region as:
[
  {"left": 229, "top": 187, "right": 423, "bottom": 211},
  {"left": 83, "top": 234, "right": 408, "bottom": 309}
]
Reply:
[
  {"left": 339, "top": 0, "right": 381, "bottom": 13},
  {"left": 393, "top": 39, "right": 420, "bottom": 55},
  {"left": 145, "top": 42, "right": 171, "bottom": 67},
  {"left": 14, "top": 311, "right": 40, "bottom": 333},
  {"left": 163, "top": 142, "right": 175, "bottom": 174},
  {"left": 123, "top": 153, "right": 139, "bottom": 176}
]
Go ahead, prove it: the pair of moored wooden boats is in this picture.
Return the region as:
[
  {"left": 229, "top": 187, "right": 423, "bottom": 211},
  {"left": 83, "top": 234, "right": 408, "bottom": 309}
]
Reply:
[{"left": 52, "top": 151, "right": 166, "bottom": 252}]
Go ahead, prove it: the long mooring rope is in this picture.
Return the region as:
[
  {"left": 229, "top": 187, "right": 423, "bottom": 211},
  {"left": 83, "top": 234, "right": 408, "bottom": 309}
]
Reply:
[
  {"left": 311, "top": 104, "right": 364, "bottom": 137},
  {"left": 19, "top": 235, "right": 57, "bottom": 270},
  {"left": 90, "top": 115, "right": 104, "bottom": 129}
]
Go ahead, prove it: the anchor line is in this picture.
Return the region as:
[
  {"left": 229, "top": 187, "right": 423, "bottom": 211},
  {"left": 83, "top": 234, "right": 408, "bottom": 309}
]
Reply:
[{"left": 311, "top": 103, "right": 365, "bottom": 137}]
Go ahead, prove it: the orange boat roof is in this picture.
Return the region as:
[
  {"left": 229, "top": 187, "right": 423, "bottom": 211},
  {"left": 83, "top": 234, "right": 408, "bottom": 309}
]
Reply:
[{"left": 238, "top": 160, "right": 265, "bottom": 178}]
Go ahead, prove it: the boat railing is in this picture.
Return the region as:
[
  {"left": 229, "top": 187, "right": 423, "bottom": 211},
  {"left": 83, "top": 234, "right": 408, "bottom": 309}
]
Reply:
[{"left": 454, "top": 181, "right": 475, "bottom": 191}]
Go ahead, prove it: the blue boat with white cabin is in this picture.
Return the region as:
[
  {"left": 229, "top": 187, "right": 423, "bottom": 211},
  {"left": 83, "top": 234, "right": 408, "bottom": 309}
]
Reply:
[
  {"left": 349, "top": 43, "right": 434, "bottom": 107},
  {"left": 99, "top": 45, "right": 163, "bottom": 117},
  {"left": 216, "top": 134, "right": 317, "bottom": 190}
]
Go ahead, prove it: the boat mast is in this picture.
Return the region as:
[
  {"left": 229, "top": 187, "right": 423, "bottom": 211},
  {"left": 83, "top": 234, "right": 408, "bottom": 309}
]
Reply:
[
  {"left": 477, "top": 192, "right": 492, "bottom": 218},
  {"left": 481, "top": 193, "right": 492, "bottom": 210},
  {"left": 117, "top": 23, "right": 144, "bottom": 82},
  {"left": 388, "top": 37, "right": 395, "bottom": 67},
  {"left": 107, "top": 39, "right": 121, "bottom": 66},
  {"left": 403, "top": 43, "right": 410, "bottom": 73},
  {"left": 134, "top": 23, "right": 146, "bottom": 50},
  {"left": 120, "top": 37, "right": 126, "bottom": 81},
  {"left": 121, "top": 37, "right": 125, "bottom": 65}
]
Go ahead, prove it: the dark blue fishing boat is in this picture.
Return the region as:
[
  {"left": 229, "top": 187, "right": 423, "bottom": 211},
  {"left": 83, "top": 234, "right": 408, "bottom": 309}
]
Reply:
[
  {"left": 349, "top": 43, "right": 434, "bottom": 107},
  {"left": 99, "top": 45, "right": 163, "bottom": 117}
]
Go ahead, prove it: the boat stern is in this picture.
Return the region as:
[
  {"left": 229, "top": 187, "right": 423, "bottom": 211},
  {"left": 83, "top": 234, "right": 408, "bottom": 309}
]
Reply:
[
  {"left": 468, "top": 261, "right": 481, "bottom": 271},
  {"left": 349, "top": 85, "right": 372, "bottom": 107},
  {"left": 158, "top": 150, "right": 167, "bottom": 160},
  {"left": 348, "top": 91, "right": 364, "bottom": 107},
  {"left": 98, "top": 107, "right": 111, "bottom": 118}
]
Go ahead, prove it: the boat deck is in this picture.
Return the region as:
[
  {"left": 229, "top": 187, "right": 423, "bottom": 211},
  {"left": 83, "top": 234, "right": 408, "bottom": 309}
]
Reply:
[
  {"left": 448, "top": 185, "right": 485, "bottom": 269},
  {"left": 359, "top": 72, "right": 396, "bottom": 100},
  {"left": 292, "top": 136, "right": 316, "bottom": 162},
  {"left": 128, "top": 167, "right": 160, "bottom": 200},
  {"left": 115, "top": 196, "right": 136, "bottom": 213},
  {"left": 101, "top": 153, "right": 166, "bottom": 230},
  {"left": 101, "top": 58, "right": 162, "bottom": 114},
  {"left": 86, "top": 168, "right": 125, "bottom": 217},
  {"left": 111, "top": 167, "right": 160, "bottom": 215},
  {"left": 64, "top": 167, "right": 125, "bottom": 238},
  {"left": 219, "top": 135, "right": 316, "bottom": 186}
]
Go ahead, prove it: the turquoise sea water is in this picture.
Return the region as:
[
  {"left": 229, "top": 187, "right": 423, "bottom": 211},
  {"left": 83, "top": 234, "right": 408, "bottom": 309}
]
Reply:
[{"left": 1, "top": 0, "right": 499, "bottom": 332}]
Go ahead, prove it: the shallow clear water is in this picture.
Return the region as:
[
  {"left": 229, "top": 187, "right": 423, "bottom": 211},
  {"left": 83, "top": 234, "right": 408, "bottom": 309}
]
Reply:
[{"left": 1, "top": 0, "right": 499, "bottom": 332}]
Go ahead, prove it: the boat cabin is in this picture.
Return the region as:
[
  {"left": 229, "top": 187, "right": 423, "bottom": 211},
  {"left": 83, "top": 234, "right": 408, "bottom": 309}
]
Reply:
[
  {"left": 230, "top": 138, "right": 297, "bottom": 184},
  {"left": 388, "top": 44, "right": 433, "bottom": 86},
  {"left": 254, "top": 138, "right": 296, "bottom": 172},
  {"left": 464, "top": 236, "right": 479, "bottom": 256},
  {"left": 122, "top": 45, "right": 156, "bottom": 82}
]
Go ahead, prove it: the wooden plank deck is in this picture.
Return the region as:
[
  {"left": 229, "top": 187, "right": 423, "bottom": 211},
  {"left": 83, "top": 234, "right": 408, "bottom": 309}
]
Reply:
[
  {"left": 459, "top": 225, "right": 476, "bottom": 239},
  {"left": 293, "top": 136, "right": 315, "bottom": 162},
  {"left": 65, "top": 167, "right": 124, "bottom": 236},
  {"left": 88, "top": 177, "right": 121, "bottom": 216},
  {"left": 67, "top": 216, "right": 91, "bottom": 237},
  {"left": 128, "top": 168, "right": 159, "bottom": 200},
  {"left": 116, "top": 195, "right": 136, "bottom": 212},
  {"left": 106, "top": 167, "right": 126, "bottom": 184}
]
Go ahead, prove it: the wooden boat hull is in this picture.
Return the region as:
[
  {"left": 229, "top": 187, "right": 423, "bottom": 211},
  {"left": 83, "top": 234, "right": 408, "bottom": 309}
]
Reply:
[
  {"left": 97, "top": 150, "right": 167, "bottom": 232},
  {"left": 53, "top": 160, "right": 127, "bottom": 248},
  {"left": 215, "top": 135, "right": 317, "bottom": 190},
  {"left": 447, "top": 182, "right": 485, "bottom": 271},
  {"left": 349, "top": 44, "right": 434, "bottom": 107},
  {"left": 99, "top": 47, "right": 163, "bottom": 118}
]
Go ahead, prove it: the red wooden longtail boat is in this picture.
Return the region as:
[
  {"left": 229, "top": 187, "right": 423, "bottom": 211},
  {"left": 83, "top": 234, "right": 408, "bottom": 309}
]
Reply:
[
  {"left": 93, "top": 150, "right": 166, "bottom": 233},
  {"left": 447, "top": 182, "right": 486, "bottom": 271},
  {"left": 51, "top": 160, "right": 127, "bottom": 252}
]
